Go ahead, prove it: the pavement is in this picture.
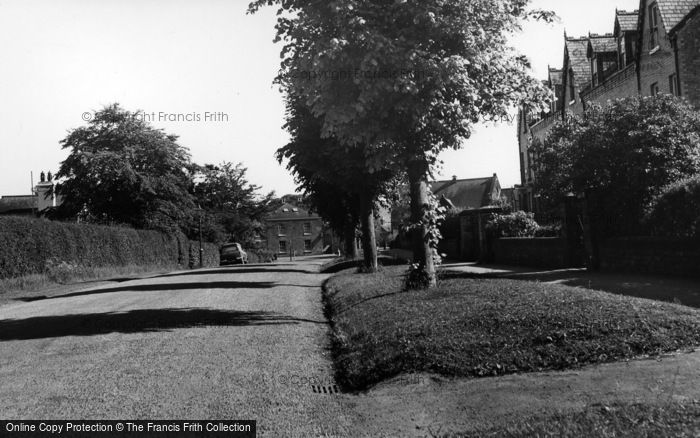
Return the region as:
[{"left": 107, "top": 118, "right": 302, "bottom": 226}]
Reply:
[
  {"left": 1, "top": 257, "right": 699, "bottom": 437},
  {"left": 441, "top": 262, "right": 700, "bottom": 308}
]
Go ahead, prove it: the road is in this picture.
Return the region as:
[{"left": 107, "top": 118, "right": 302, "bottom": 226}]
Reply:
[{"left": 0, "top": 257, "right": 360, "bottom": 437}]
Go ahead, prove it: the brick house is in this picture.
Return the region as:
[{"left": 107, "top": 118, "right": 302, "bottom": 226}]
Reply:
[
  {"left": 264, "top": 202, "right": 325, "bottom": 256},
  {"left": 516, "top": 1, "right": 700, "bottom": 214}
]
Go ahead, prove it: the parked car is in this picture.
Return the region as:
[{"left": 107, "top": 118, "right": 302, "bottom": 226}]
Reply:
[{"left": 220, "top": 243, "right": 248, "bottom": 265}]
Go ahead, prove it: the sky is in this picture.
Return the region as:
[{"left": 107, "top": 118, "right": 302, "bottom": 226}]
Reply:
[{"left": 0, "top": 0, "right": 640, "bottom": 197}]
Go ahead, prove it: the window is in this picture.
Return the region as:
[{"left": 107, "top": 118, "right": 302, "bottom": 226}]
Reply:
[
  {"left": 303, "top": 222, "right": 311, "bottom": 235},
  {"left": 277, "top": 223, "right": 287, "bottom": 236},
  {"left": 619, "top": 37, "right": 626, "bottom": 67},
  {"left": 304, "top": 240, "right": 312, "bottom": 253},
  {"left": 592, "top": 56, "right": 598, "bottom": 86},
  {"left": 669, "top": 74, "right": 679, "bottom": 96},
  {"left": 650, "top": 82, "right": 660, "bottom": 96},
  {"left": 278, "top": 240, "right": 287, "bottom": 254},
  {"left": 649, "top": 3, "right": 660, "bottom": 50},
  {"left": 568, "top": 70, "right": 576, "bottom": 104}
]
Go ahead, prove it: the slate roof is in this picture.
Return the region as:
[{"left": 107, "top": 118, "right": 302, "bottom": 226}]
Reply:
[
  {"left": 657, "top": 0, "right": 700, "bottom": 32},
  {"left": 431, "top": 175, "right": 499, "bottom": 210},
  {"left": 616, "top": 10, "right": 640, "bottom": 33},
  {"left": 565, "top": 37, "right": 592, "bottom": 89},
  {"left": 588, "top": 34, "right": 618, "bottom": 54},
  {"left": 548, "top": 68, "right": 563, "bottom": 86},
  {"left": 0, "top": 195, "right": 36, "bottom": 214},
  {"left": 267, "top": 202, "right": 320, "bottom": 221}
]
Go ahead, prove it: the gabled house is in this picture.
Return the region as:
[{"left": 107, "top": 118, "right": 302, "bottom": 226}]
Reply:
[
  {"left": 431, "top": 174, "right": 501, "bottom": 211},
  {"left": 517, "top": 1, "right": 700, "bottom": 215},
  {"left": 637, "top": 0, "right": 700, "bottom": 102},
  {"left": 615, "top": 9, "right": 640, "bottom": 69},
  {"left": 587, "top": 33, "right": 619, "bottom": 87},
  {"left": 561, "top": 36, "right": 592, "bottom": 116}
]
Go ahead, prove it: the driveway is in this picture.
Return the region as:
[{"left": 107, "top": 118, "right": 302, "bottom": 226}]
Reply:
[{"left": 0, "top": 257, "right": 358, "bottom": 437}]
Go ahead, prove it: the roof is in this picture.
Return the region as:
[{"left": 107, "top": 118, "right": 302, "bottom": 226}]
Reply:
[
  {"left": 657, "top": 0, "right": 700, "bottom": 33},
  {"left": 615, "top": 9, "right": 640, "bottom": 34},
  {"left": 548, "top": 68, "right": 563, "bottom": 87},
  {"left": 565, "top": 37, "right": 592, "bottom": 90},
  {"left": 431, "top": 175, "right": 499, "bottom": 210},
  {"left": 0, "top": 195, "right": 36, "bottom": 214},
  {"left": 266, "top": 202, "right": 320, "bottom": 221},
  {"left": 588, "top": 34, "right": 618, "bottom": 56}
]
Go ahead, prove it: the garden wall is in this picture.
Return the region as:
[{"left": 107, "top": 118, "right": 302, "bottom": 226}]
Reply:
[
  {"left": 492, "top": 237, "right": 573, "bottom": 269},
  {"left": 599, "top": 237, "right": 700, "bottom": 277},
  {"left": 0, "top": 216, "right": 218, "bottom": 279}
]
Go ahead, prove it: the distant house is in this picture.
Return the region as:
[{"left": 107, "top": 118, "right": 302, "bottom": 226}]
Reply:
[
  {"left": 0, "top": 195, "right": 36, "bottom": 216},
  {"left": 0, "top": 171, "right": 62, "bottom": 217},
  {"left": 264, "top": 201, "right": 325, "bottom": 256},
  {"left": 431, "top": 174, "right": 502, "bottom": 211}
]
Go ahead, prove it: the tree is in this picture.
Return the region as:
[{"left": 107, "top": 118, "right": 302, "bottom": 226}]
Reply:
[
  {"left": 531, "top": 95, "right": 700, "bottom": 237},
  {"left": 250, "top": 0, "right": 553, "bottom": 286},
  {"left": 54, "top": 104, "right": 196, "bottom": 231},
  {"left": 192, "top": 162, "right": 279, "bottom": 246},
  {"left": 277, "top": 99, "right": 398, "bottom": 270}
]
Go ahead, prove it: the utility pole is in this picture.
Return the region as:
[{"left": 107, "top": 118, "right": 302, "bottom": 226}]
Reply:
[{"left": 197, "top": 205, "right": 204, "bottom": 269}]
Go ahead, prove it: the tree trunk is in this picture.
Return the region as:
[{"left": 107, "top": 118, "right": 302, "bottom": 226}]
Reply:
[
  {"left": 344, "top": 220, "right": 359, "bottom": 260},
  {"left": 359, "top": 191, "right": 378, "bottom": 272},
  {"left": 408, "top": 160, "right": 437, "bottom": 287}
]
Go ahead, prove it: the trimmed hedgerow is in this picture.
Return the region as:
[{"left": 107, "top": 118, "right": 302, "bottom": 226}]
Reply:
[{"left": 0, "top": 216, "right": 195, "bottom": 279}]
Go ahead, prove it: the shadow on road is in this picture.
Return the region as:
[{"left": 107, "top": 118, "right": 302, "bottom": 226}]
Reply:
[
  {"left": 13, "top": 281, "right": 277, "bottom": 302},
  {"left": 152, "top": 267, "right": 317, "bottom": 278},
  {"left": 0, "top": 308, "right": 327, "bottom": 341}
]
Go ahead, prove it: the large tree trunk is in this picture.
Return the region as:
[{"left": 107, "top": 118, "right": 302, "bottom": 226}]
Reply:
[
  {"left": 359, "top": 191, "right": 378, "bottom": 272},
  {"left": 344, "top": 220, "right": 359, "bottom": 260},
  {"left": 408, "top": 160, "right": 437, "bottom": 287}
]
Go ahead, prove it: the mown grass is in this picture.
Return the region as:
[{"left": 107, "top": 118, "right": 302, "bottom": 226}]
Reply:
[
  {"left": 451, "top": 402, "right": 700, "bottom": 438},
  {"left": 323, "top": 266, "right": 700, "bottom": 390}
]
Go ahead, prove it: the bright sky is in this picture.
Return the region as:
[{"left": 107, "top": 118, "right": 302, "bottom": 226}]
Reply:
[{"left": 0, "top": 0, "right": 640, "bottom": 197}]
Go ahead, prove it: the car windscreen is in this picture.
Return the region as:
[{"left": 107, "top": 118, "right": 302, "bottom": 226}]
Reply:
[{"left": 221, "top": 246, "right": 241, "bottom": 255}]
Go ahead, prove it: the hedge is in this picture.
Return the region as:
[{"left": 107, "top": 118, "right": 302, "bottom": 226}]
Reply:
[{"left": 0, "top": 216, "right": 217, "bottom": 279}]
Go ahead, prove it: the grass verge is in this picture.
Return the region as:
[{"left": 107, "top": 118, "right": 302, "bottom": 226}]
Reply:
[
  {"left": 450, "top": 402, "right": 700, "bottom": 438},
  {"left": 323, "top": 266, "right": 700, "bottom": 391}
]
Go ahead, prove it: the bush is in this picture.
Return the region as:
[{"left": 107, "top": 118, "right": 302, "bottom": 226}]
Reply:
[
  {"left": 486, "top": 211, "right": 540, "bottom": 238},
  {"left": 534, "top": 223, "right": 562, "bottom": 237},
  {"left": 0, "top": 216, "right": 217, "bottom": 279},
  {"left": 645, "top": 176, "right": 700, "bottom": 239}
]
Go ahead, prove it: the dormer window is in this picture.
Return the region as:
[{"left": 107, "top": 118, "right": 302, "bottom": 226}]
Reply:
[{"left": 649, "top": 3, "right": 660, "bottom": 50}]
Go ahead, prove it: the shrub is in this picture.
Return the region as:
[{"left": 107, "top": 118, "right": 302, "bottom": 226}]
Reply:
[
  {"left": 645, "top": 176, "right": 700, "bottom": 239},
  {"left": 486, "top": 211, "right": 540, "bottom": 238},
  {"left": 534, "top": 223, "right": 562, "bottom": 237}
]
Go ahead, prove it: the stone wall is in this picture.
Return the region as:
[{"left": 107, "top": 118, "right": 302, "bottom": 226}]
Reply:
[{"left": 599, "top": 237, "right": 700, "bottom": 277}]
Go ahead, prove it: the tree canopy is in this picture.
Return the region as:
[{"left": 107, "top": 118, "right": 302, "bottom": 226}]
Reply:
[
  {"left": 250, "top": 0, "right": 553, "bottom": 286},
  {"left": 55, "top": 104, "right": 196, "bottom": 231}
]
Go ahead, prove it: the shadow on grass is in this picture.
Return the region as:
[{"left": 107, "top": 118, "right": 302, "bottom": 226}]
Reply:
[
  {"left": 0, "top": 308, "right": 327, "bottom": 341},
  {"left": 443, "top": 270, "right": 700, "bottom": 309}
]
